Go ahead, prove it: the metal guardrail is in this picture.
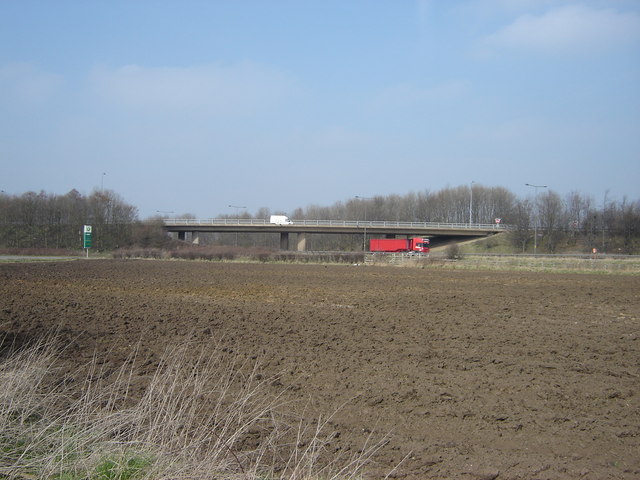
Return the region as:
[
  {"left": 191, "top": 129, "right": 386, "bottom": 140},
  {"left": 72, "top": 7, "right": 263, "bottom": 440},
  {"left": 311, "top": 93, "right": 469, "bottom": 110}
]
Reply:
[{"left": 163, "top": 218, "right": 510, "bottom": 230}]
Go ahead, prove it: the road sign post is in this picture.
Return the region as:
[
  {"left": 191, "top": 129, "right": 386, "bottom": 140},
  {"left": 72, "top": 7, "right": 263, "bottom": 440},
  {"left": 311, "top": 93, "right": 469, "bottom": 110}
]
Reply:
[{"left": 83, "top": 225, "right": 92, "bottom": 257}]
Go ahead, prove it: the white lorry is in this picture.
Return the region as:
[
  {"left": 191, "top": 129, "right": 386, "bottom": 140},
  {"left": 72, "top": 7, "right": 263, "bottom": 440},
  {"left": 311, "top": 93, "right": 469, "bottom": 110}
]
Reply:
[{"left": 269, "top": 215, "right": 293, "bottom": 225}]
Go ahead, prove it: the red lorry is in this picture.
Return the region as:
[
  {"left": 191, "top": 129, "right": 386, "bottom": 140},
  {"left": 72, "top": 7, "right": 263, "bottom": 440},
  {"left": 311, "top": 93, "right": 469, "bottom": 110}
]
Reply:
[{"left": 369, "top": 237, "right": 430, "bottom": 253}]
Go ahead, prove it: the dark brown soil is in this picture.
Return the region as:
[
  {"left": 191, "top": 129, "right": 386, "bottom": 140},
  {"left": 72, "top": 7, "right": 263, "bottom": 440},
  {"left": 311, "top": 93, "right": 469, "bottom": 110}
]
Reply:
[{"left": 1, "top": 260, "right": 638, "bottom": 479}]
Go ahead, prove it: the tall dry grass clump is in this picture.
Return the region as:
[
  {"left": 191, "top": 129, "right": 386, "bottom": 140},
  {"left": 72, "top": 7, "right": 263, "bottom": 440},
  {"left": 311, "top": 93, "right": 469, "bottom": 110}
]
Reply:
[{"left": 0, "top": 337, "right": 382, "bottom": 480}]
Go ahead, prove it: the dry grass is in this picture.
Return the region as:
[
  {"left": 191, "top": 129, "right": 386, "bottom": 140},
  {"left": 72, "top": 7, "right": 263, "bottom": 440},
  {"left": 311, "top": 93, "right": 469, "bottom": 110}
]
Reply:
[
  {"left": 0, "top": 337, "right": 383, "bottom": 480},
  {"left": 426, "top": 254, "right": 640, "bottom": 274},
  {"left": 366, "top": 252, "right": 640, "bottom": 274}
]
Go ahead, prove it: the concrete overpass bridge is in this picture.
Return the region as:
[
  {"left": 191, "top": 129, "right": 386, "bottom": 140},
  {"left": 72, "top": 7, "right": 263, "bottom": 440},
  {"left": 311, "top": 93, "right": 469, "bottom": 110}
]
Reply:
[{"left": 162, "top": 219, "right": 508, "bottom": 251}]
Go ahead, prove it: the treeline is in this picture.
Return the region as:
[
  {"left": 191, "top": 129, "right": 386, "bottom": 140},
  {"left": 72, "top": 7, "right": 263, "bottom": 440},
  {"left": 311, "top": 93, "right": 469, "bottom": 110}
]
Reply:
[
  {"left": 0, "top": 189, "right": 140, "bottom": 250},
  {"left": 2, "top": 185, "right": 639, "bottom": 254},
  {"left": 217, "top": 186, "right": 640, "bottom": 253}
]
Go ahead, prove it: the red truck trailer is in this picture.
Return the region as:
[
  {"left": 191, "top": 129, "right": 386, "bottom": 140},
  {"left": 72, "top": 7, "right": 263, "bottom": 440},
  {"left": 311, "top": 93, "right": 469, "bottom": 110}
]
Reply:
[{"left": 369, "top": 237, "right": 430, "bottom": 253}]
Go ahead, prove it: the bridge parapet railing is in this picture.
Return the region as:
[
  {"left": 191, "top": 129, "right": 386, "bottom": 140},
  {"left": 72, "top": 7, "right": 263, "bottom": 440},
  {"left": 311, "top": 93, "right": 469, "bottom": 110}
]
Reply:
[{"left": 164, "top": 219, "right": 510, "bottom": 230}]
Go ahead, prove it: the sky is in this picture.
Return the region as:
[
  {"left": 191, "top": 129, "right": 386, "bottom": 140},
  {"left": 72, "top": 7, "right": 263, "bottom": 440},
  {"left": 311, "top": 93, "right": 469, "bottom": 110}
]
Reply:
[{"left": 1, "top": 0, "right": 639, "bottom": 219}]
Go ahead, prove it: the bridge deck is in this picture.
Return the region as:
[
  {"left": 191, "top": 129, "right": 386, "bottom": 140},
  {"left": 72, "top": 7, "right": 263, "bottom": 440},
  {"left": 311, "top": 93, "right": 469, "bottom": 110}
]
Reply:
[{"left": 162, "top": 219, "right": 507, "bottom": 236}]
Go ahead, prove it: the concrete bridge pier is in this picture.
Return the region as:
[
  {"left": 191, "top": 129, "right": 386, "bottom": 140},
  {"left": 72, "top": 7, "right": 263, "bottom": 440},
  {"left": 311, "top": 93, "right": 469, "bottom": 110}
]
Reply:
[
  {"left": 176, "top": 231, "right": 201, "bottom": 244},
  {"left": 280, "top": 232, "right": 289, "bottom": 250},
  {"left": 297, "top": 232, "right": 306, "bottom": 251}
]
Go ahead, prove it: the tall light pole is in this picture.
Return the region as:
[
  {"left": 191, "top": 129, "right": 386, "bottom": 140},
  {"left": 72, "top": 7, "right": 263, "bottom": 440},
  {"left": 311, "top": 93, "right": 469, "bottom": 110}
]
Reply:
[
  {"left": 355, "top": 196, "right": 373, "bottom": 251},
  {"left": 228, "top": 204, "right": 246, "bottom": 247},
  {"left": 602, "top": 190, "right": 608, "bottom": 251},
  {"left": 101, "top": 172, "right": 106, "bottom": 193},
  {"left": 469, "top": 181, "right": 476, "bottom": 225},
  {"left": 228, "top": 204, "right": 246, "bottom": 218},
  {"left": 525, "top": 183, "right": 547, "bottom": 253}
]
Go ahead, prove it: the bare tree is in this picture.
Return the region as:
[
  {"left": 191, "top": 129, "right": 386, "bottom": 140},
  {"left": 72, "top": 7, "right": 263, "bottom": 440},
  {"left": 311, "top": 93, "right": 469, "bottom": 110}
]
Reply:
[
  {"left": 510, "top": 199, "right": 532, "bottom": 252},
  {"left": 538, "top": 190, "right": 564, "bottom": 252},
  {"left": 613, "top": 197, "right": 640, "bottom": 253}
]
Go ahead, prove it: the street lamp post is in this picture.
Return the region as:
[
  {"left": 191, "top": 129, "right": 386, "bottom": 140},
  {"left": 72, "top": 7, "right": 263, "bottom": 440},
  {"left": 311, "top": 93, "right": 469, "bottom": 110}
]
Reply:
[
  {"left": 229, "top": 205, "right": 246, "bottom": 217},
  {"left": 602, "top": 190, "right": 608, "bottom": 251},
  {"left": 469, "top": 181, "right": 476, "bottom": 225},
  {"left": 228, "top": 204, "right": 246, "bottom": 247},
  {"left": 525, "top": 183, "right": 547, "bottom": 253},
  {"left": 101, "top": 172, "right": 106, "bottom": 193},
  {"left": 355, "top": 196, "right": 373, "bottom": 252}
]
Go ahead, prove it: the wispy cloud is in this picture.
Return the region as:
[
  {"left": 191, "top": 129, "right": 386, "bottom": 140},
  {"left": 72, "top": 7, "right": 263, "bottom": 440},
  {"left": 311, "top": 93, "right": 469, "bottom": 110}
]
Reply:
[
  {"left": 88, "top": 62, "right": 298, "bottom": 115},
  {"left": 490, "top": 0, "right": 566, "bottom": 11},
  {"left": 479, "top": 4, "right": 640, "bottom": 55},
  {"left": 0, "top": 63, "right": 63, "bottom": 106}
]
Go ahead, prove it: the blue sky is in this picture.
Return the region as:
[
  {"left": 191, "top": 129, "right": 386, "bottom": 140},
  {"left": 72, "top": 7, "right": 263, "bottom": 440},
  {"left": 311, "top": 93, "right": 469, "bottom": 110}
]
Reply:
[{"left": 1, "top": 0, "right": 639, "bottom": 218}]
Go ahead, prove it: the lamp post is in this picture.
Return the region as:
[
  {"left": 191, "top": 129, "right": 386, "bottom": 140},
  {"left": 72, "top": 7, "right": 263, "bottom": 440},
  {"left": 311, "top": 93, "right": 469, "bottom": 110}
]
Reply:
[
  {"left": 602, "top": 190, "right": 608, "bottom": 251},
  {"left": 525, "top": 183, "right": 547, "bottom": 253},
  {"left": 228, "top": 205, "right": 246, "bottom": 217},
  {"left": 469, "top": 181, "right": 476, "bottom": 225},
  {"left": 355, "top": 196, "right": 373, "bottom": 252},
  {"left": 101, "top": 172, "right": 106, "bottom": 193},
  {"left": 228, "top": 204, "right": 246, "bottom": 247}
]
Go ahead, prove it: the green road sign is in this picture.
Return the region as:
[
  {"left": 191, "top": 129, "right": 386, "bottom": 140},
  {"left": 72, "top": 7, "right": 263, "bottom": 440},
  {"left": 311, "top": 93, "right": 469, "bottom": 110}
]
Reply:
[{"left": 83, "top": 225, "right": 92, "bottom": 248}]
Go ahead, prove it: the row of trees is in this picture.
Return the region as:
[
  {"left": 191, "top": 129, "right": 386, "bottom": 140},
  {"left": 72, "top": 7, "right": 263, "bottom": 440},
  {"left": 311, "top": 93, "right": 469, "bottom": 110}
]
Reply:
[
  {"left": 0, "top": 189, "right": 138, "bottom": 250},
  {"left": 500, "top": 190, "right": 639, "bottom": 254},
  {"left": 1, "top": 185, "right": 639, "bottom": 253},
  {"left": 212, "top": 186, "right": 639, "bottom": 253}
]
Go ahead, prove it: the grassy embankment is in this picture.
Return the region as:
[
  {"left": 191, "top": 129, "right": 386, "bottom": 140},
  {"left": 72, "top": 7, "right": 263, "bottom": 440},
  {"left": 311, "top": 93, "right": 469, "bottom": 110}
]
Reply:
[{"left": 368, "top": 235, "right": 640, "bottom": 273}]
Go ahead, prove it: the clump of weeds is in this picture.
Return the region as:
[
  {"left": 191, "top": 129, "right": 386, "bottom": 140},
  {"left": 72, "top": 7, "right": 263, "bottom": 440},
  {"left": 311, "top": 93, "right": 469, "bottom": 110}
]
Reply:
[{"left": 0, "top": 335, "right": 385, "bottom": 479}]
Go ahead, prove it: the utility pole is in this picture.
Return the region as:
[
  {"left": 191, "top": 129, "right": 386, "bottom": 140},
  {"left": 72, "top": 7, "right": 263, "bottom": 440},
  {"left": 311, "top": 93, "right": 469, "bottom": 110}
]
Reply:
[
  {"left": 228, "top": 204, "right": 246, "bottom": 247},
  {"left": 355, "top": 196, "right": 373, "bottom": 252},
  {"left": 525, "top": 183, "right": 547, "bottom": 253},
  {"left": 469, "top": 181, "right": 476, "bottom": 225},
  {"left": 602, "top": 190, "right": 608, "bottom": 251}
]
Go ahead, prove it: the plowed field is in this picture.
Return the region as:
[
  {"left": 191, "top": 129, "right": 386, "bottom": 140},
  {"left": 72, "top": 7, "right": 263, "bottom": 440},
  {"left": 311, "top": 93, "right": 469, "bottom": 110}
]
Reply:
[{"left": 1, "top": 260, "right": 638, "bottom": 479}]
